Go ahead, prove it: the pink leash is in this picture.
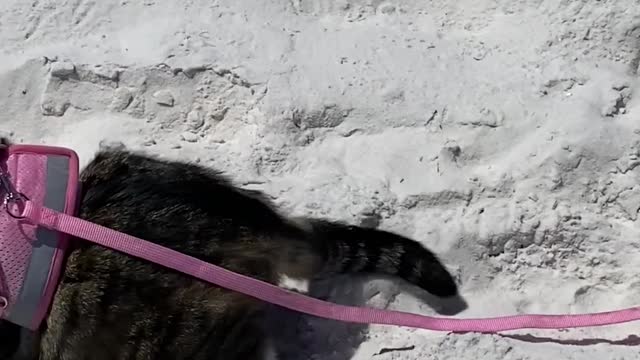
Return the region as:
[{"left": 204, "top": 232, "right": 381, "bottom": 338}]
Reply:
[{"left": 20, "top": 201, "right": 640, "bottom": 333}]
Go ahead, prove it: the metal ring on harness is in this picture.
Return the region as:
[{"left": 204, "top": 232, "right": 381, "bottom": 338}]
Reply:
[{"left": 5, "top": 193, "right": 28, "bottom": 219}]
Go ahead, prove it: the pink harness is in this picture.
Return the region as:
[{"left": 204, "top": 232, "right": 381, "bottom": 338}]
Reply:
[{"left": 1, "top": 145, "right": 640, "bottom": 335}]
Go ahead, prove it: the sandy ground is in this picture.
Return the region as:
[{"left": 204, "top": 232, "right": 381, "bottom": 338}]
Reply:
[{"left": 2, "top": 0, "right": 640, "bottom": 359}]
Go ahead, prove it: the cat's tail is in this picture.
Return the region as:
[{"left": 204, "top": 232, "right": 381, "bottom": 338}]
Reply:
[{"left": 305, "top": 220, "right": 459, "bottom": 298}]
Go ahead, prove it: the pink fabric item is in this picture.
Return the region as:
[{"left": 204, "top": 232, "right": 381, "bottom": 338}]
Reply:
[
  {"left": 21, "top": 201, "right": 640, "bottom": 333},
  {"left": 0, "top": 145, "right": 79, "bottom": 330},
  {"left": 0, "top": 153, "right": 45, "bottom": 319}
]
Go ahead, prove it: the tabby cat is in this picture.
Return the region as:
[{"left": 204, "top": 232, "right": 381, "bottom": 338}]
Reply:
[{"left": 1, "top": 144, "right": 462, "bottom": 360}]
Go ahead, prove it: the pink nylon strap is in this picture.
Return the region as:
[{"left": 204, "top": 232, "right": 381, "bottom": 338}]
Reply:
[{"left": 21, "top": 201, "right": 640, "bottom": 333}]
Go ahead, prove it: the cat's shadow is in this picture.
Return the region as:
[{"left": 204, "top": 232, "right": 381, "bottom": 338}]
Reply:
[{"left": 266, "top": 275, "right": 468, "bottom": 360}]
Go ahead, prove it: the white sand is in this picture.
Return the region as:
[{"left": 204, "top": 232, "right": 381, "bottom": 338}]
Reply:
[{"left": 2, "top": 0, "right": 640, "bottom": 359}]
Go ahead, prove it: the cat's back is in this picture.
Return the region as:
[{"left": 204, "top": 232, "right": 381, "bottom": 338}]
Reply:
[
  {"left": 79, "top": 149, "right": 291, "bottom": 249},
  {"left": 39, "top": 149, "right": 284, "bottom": 360}
]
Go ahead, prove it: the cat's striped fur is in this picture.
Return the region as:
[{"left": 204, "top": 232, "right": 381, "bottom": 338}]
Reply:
[{"left": 1, "top": 146, "right": 460, "bottom": 360}]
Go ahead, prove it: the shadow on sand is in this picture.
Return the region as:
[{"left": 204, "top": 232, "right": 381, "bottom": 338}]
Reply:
[
  {"left": 267, "top": 274, "right": 468, "bottom": 360},
  {"left": 499, "top": 334, "right": 640, "bottom": 347}
]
